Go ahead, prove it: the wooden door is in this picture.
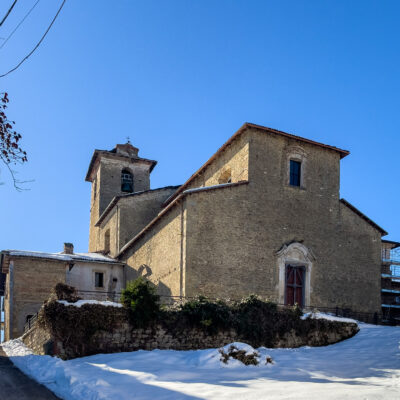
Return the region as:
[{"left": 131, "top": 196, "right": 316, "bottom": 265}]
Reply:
[{"left": 285, "top": 265, "right": 305, "bottom": 307}]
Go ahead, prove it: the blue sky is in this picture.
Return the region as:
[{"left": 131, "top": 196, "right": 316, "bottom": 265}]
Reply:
[{"left": 0, "top": 0, "right": 399, "bottom": 253}]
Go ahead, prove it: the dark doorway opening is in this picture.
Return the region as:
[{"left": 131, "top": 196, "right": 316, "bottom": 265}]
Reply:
[{"left": 285, "top": 265, "right": 305, "bottom": 307}]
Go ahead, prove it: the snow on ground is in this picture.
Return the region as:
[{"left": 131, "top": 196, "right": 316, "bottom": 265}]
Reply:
[
  {"left": 57, "top": 300, "right": 123, "bottom": 308},
  {"left": 301, "top": 311, "right": 358, "bottom": 323},
  {"left": 2, "top": 320, "right": 400, "bottom": 400}
]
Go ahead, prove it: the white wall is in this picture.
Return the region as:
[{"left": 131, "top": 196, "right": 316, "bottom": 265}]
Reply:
[{"left": 66, "top": 261, "right": 124, "bottom": 299}]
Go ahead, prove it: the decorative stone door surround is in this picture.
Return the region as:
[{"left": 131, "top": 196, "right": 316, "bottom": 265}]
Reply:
[{"left": 276, "top": 242, "right": 315, "bottom": 307}]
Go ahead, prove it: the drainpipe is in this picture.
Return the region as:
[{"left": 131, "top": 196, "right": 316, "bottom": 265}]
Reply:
[
  {"left": 179, "top": 199, "right": 185, "bottom": 299},
  {"left": 9, "top": 261, "right": 14, "bottom": 340},
  {"left": 117, "top": 205, "right": 120, "bottom": 254}
]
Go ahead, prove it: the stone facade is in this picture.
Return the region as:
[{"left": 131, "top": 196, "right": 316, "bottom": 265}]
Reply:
[
  {"left": 125, "top": 203, "right": 185, "bottom": 297},
  {"left": 87, "top": 144, "right": 157, "bottom": 252},
  {"left": 2, "top": 257, "right": 65, "bottom": 341},
  {"left": 116, "top": 124, "right": 386, "bottom": 314},
  {"left": 96, "top": 186, "right": 179, "bottom": 257}
]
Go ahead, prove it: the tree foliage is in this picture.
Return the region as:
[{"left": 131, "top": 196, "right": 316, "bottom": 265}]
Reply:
[{"left": 0, "top": 92, "right": 27, "bottom": 189}]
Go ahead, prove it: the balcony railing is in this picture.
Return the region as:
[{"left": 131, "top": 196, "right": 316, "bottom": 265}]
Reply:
[
  {"left": 382, "top": 247, "right": 400, "bottom": 264},
  {"left": 382, "top": 264, "right": 400, "bottom": 279}
]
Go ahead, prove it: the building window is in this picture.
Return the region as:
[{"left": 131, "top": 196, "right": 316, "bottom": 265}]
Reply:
[
  {"left": 95, "top": 272, "right": 104, "bottom": 288},
  {"left": 289, "top": 160, "right": 301, "bottom": 187},
  {"left": 104, "top": 229, "right": 110, "bottom": 254},
  {"left": 121, "top": 169, "right": 133, "bottom": 193},
  {"left": 218, "top": 168, "right": 232, "bottom": 184},
  {"left": 94, "top": 177, "right": 98, "bottom": 200}
]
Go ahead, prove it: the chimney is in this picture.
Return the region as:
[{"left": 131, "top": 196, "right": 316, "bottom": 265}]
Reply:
[{"left": 63, "top": 243, "right": 74, "bottom": 254}]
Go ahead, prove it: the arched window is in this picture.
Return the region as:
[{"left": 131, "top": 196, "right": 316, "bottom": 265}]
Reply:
[{"left": 121, "top": 169, "right": 133, "bottom": 193}]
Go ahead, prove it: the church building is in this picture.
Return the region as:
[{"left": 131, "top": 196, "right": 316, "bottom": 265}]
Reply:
[
  {"left": 2, "top": 122, "right": 399, "bottom": 340},
  {"left": 87, "top": 122, "right": 393, "bottom": 314}
]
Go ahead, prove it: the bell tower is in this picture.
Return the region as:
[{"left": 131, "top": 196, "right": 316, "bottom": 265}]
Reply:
[{"left": 85, "top": 142, "right": 157, "bottom": 252}]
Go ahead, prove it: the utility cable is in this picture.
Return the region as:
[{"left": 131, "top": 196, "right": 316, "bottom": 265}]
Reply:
[
  {"left": 0, "top": 0, "right": 66, "bottom": 78},
  {"left": 0, "top": 0, "right": 18, "bottom": 27},
  {"left": 0, "top": 0, "right": 41, "bottom": 50}
]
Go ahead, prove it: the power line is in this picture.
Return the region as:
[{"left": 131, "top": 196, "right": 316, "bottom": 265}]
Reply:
[
  {"left": 0, "top": 0, "right": 41, "bottom": 50},
  {"left": 0, "top": 0, "right": 66, "bottom": 78},
  {"left": 0, "top": 0, "right": 18, "bottom": 27}
]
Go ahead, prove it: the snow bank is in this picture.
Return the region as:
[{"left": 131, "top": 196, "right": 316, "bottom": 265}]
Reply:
[
  {"left": 301, "top": 311, "right": 358, "bottom": 324},
  {"left": 3, "top": 323, "right": 400, "bottom": 399},
  {"left": 57, "top": 299, "right": 122, "bottom": 308}
]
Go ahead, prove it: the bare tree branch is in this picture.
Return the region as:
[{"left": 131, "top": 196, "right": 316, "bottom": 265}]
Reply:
[{"left": 0, "top": 92, "right": 29, "bottom": 190}]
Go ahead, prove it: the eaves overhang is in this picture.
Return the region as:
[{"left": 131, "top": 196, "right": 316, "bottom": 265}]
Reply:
[
  {"left": 340, "top": 199, "right": 388, "bottom": 236},
  {"left": 382, "top": 239, "right": 400, "bottom": 249},
  {"left": 85, "top": 150, "right": 157, "bottom": 182}
]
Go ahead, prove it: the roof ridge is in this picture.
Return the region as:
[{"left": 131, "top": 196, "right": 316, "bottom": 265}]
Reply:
[
  {"left": 95, "top": 185, "right": 182, "bottom": 227},
  {"left": 340, "top": 198, "right": 387, "bottom": 236},
  {"left": 164, "top": 122, "right": 350, "bottom": 207}
]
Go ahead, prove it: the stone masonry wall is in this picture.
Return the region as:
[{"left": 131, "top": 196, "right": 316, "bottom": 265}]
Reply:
[
  {"left": 186, "top": 131, "right": 250, "bottom": 189},
  {"left": 89, "top": 156, "right": 152, "bottom": 252},
  {"left": 182, "top": 128, "right": 382, "bottom": 313},
  {"left": 7, "top": 257, "right": 66, "bottom": 339},
  {"left": 120, "top": 126, "right": 382, "bottom": 314},
  {"left": 124, "top": 204, "right": 184, "bottom": 297},
  {"left": 22, "top": 305, "right": 358, "bottom": 360},
  {"left": 98, "top": 186, "right": 179, "bottom": 257},
  {"left": 22, "top": 324, "right": 53, "bottom": 355},
  {"left": 121, "top": 132, "right": 251, "bottom": 299},
  {"left": 249, "top": 129, "right": 382, "bottom": 312}
]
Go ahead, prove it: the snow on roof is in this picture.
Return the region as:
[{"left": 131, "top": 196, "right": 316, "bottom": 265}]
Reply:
[
  {"left": 183, "top": 182, "right": 238, "bottom": 194},
  {"left": 4, "top": 250, "right": 121, "bottom": 264}
]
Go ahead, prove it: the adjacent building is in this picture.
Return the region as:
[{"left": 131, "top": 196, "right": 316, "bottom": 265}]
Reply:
[{"left": 0, "top": 244, "right": 124, "bottom": 340}]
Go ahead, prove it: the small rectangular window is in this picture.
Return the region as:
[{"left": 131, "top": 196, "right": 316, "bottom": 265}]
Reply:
[
  {"left": 95, "top": 272, "right": 104, "bottom": 288},
  {"left": 290, "top": 160, "right": 301, "bottom": 187}
]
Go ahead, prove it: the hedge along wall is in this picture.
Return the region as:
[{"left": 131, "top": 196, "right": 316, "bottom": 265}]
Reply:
[{"left": 23, "top": 300, "right": 359, "bottom": 360}]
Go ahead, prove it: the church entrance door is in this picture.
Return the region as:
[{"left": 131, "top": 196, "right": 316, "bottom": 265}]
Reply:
[{"left": 285, "top": 265, "right": 305, "bottom": 307}]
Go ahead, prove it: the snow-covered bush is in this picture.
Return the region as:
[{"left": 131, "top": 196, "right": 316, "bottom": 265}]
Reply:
[{"left": 219, "top": 343, "right": 261, "bottom": 366}]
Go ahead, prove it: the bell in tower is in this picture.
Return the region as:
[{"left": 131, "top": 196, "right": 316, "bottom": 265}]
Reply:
[
  {"left": 85, "top": 141, "right": 157, "bottom": 252},
  {"left": 121, "top": 169, "right": 134, "bottom": 193}
]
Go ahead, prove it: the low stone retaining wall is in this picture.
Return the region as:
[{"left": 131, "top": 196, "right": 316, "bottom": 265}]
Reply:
[
  {"left": 22, "top": 323, "right": 54, "bottom": 355},
  {"left": 22, "top": 302, "right": 359, "bottom": 360}
]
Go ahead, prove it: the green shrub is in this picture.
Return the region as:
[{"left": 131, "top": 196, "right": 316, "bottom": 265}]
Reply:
[
  {"left": 121, "top": 277, "right": 160, "bottom": 327},
  {"left": 233, "top": 295, "right": 280, "bottom": 346},
  {"left": 178, "top": 296, "right": 232, "bottom": 333}
]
